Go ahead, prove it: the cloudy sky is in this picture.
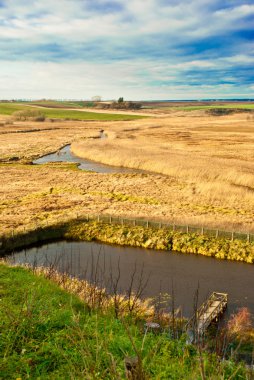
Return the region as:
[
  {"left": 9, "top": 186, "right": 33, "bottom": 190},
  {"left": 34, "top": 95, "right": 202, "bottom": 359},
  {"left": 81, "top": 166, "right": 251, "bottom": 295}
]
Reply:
[{"left": 0, "top": 0, "right": 253, "bottom": 100}]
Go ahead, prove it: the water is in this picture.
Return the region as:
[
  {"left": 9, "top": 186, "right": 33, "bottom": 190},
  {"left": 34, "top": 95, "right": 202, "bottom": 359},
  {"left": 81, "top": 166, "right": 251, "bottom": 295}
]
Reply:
[
  {"left": 33, "top": 144, "right": 146, "bottom": 174},
  {"left": 9, "top": 240, "right": 254, "bottom": 317}
]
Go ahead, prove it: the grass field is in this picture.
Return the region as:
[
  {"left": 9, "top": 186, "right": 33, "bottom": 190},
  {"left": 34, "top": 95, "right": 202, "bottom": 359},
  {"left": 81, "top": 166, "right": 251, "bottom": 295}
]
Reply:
[
  {"left": 0, "top": 103, "right": 145, "bottom": 121},
  {"left": 29, "top": 100, "right": 89, "bottom": 108},
  {"left": 0, "top": 111, "right": 254, "bottom": 234},
  {"left": 71, "top": 112, "right": 254, "bottom": 232},
  {"left": 1, "top": 263, "right": 250, "bottom": 379}
]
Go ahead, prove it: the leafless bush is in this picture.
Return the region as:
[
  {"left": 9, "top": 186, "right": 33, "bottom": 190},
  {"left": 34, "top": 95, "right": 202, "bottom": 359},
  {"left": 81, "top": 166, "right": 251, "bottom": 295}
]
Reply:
[{"left": 12, "top": 109, "right": 45, "bottom": 121}]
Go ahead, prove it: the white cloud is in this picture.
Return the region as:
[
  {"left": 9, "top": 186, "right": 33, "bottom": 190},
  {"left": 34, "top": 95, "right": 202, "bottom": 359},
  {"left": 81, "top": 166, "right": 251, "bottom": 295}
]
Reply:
[{"left": 0, "top": 0, "right": 253, "bottom": 99}]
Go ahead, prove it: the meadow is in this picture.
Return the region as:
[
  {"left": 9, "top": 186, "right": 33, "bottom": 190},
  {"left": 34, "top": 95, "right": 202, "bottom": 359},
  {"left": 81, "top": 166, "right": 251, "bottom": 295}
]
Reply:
[
  {"left": 0, "top": 109, "right": 254, "bottom": 235},
  {"left": 0, "top": 102, "right": 145, "bottom": 121},
  {"left": 71, "top": 111, "right": 254, "bottom": 232}
]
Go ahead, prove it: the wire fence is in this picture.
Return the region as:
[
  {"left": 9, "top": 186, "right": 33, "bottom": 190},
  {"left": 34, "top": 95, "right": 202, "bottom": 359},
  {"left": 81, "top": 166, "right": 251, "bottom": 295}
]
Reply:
[
  {"left": 91, "top": 215, "right": 254, "bottom": 242},
  {"left": 1, "top": 213, "right": 254, "bottom": 244}
]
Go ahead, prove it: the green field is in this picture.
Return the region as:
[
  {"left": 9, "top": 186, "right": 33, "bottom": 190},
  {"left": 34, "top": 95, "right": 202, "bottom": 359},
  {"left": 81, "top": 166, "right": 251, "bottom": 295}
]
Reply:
[
  {"left": 0, "top": 103, "right": 145, "bottom": 121},
  {"left": 29, "top": 100, "right": 85, "bottom": 108},
  {"left": 1, "top": 263, "right": 249, "bottom": 379}
]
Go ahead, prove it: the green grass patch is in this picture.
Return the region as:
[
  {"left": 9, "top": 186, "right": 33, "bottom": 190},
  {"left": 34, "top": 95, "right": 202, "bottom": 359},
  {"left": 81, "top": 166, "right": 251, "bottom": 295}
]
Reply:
[
  {"left": 0, "top": 103, "right": 145, "bottom": 121},
  {"left": 0, "top": 263, "right": 249, "bottom": 379},
  {"left": 0, "top": 103, "right": 28, "bottom": 115},
  {"left": 29, "top": 100, "right": 84, "bottom": 108}
]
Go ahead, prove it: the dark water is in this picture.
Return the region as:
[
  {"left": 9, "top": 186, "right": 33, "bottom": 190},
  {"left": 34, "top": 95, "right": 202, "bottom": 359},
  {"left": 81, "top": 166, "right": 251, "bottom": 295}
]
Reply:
[
  {"left": 9, "top": 241, "right": 254, "bottom": 317},
  {"left": 33, "top": 144, "right": 146, "bottom": 174}
]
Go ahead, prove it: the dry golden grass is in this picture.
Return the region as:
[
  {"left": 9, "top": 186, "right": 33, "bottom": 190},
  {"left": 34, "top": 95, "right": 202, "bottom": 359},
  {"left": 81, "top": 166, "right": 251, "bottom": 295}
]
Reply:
[{"left": 0, "top": 111, "right": 254, "bottom": 234}]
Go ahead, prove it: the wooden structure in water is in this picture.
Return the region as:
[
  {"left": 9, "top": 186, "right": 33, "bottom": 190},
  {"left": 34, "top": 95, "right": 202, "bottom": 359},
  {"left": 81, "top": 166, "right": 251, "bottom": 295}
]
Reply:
[{"left": 187, "top": 292, "right": 228, "bottom": 339}]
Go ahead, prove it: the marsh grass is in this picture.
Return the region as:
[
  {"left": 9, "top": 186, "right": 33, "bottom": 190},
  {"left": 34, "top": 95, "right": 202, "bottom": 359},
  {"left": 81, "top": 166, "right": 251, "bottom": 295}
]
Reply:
[{"left": 1, "top": 112, "right": 254, "bottom": 235}]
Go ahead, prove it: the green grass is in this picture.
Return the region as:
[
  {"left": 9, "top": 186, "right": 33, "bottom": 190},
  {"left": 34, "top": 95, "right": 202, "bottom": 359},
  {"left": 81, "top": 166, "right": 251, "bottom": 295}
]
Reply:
[
  {"left": 0, "top": 263, "right": 249, "bottom": 379},
  {"left": 29, "top": 100, "right": 84, "bottom": 108},
  {"left": 0, "top": 103, "right": 28, "bottom": 115},
  {"left": 0, "top": 103, "right": 145, "bottom": 121}
]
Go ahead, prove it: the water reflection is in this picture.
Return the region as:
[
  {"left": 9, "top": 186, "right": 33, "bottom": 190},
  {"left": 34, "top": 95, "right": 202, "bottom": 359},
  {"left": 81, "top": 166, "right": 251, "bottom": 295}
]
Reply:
[
  {"left": 33, "top": 144, "right": 146, "bottom": 174},
  {"left": 8, "top": 240, "right": 254, "bottom": 317}
]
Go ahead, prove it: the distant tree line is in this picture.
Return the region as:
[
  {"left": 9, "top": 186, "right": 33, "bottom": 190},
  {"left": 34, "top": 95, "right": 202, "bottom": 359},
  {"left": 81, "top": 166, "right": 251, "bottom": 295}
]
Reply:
[{"left": 97, "top": 97, "right": 141, "bottom": 110}]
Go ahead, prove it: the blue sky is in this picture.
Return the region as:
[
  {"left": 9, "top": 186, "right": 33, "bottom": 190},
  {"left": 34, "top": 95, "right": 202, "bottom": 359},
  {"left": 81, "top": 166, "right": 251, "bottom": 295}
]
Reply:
[{"left": 0, "top": 0, "right": 253, "bottom": 100}]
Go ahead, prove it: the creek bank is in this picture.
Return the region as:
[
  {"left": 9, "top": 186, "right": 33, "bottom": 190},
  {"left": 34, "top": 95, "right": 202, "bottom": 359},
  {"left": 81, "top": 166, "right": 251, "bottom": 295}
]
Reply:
[
  {"left": 1, "top": 219, "right": 254, "bottom": 264},
  {"left": 1, "top": 263, "right": 250, "bottom": 379}
]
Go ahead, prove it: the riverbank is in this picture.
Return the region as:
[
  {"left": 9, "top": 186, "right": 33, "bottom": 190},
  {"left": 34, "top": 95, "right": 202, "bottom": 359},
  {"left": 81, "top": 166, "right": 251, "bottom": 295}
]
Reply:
[
  {"left": 1, "top": 219, "right": 254, "bottom": 264},
  {"left": 1, "top": 262, "right": 251, "bottom": 379}
]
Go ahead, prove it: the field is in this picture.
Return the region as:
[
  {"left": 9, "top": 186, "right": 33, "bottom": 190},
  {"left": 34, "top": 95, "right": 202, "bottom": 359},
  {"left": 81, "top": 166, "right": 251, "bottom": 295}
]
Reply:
[
  {"left": 141, "top": 101, "right": 254, "bottom": 111},
  {"left": 0, "top": 102, "right": 145, "bottom": 121},
  {"left": 0, "top": 105, "right": 254, "bottom": 236}
]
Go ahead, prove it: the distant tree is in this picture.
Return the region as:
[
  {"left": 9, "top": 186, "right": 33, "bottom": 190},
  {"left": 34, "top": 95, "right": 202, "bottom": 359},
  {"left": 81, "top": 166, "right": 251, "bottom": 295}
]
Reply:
[
  {"left": 118, "top": 97, "right": 124, "bottom": 103},
  {"left": 91, "top": 96, "right": 102, "bottom": 102}
]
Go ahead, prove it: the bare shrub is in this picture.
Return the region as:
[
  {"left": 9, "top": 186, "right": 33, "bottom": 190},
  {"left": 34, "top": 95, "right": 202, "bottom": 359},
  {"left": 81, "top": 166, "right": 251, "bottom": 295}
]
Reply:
[
  {"left": 227, "top": 307, "right": 253, "bottom": 337},
  {"left": 12, "top": 109, "right": 45, "bottom": 122}
]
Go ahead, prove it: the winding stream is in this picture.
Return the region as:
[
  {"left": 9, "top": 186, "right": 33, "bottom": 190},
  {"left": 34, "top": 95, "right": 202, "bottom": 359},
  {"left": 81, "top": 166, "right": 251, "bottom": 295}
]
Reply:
[
  {"left": 9, "top": 240, "right": 254, "bottom": 317},
  {"left": 33, "top": 144, "right": 146, "bottom": 174}
]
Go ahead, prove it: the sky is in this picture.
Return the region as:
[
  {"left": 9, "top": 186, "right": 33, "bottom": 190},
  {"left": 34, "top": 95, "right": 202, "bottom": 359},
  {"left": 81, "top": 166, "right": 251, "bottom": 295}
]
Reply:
[{"left": 0, "top": 0, "right": 253, "bottom": 100}]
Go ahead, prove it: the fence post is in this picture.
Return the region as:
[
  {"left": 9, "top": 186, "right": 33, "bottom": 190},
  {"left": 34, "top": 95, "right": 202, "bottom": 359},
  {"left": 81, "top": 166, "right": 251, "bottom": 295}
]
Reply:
[
  {"left": 109, "top": 216, "right": 112, "bottom": 224},
  {"left": 121, "top": 218, "right": 124, "bottom": 226},
  {"left": 159, "top": 222, "right": 162, "bottom": 229},
  {"left": 97, "top": 215, "right": 100, "bottom": 222},
  {"left": 187, "top": 225, "right": 189, "bottom": 233},
  {"left": 201, "top": 226, "right": 204, "bottom": 235},
  {"left": 133, "top": 219, "right": 136, "bottom": 226},
  {"left": 216, "top": 230, "right": 219, "bottom": 238},
  {"left": 247, "top": 234, "right": 250, "bottom": 242},
  {"left": 146, "top": 221, "right": 149, "bottom": 228},
  {"left": 231, "top": 232, "right": 234, "bottom": 241}
]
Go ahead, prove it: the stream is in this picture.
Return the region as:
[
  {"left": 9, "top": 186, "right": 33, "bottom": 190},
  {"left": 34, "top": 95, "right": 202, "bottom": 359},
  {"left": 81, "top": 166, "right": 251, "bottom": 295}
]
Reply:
[
  {"left": 33, "top": 144, "right": 147, "bottom": 174},
  {"left": 8, "top": 240, "right": 254, "bottom": 317}
]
